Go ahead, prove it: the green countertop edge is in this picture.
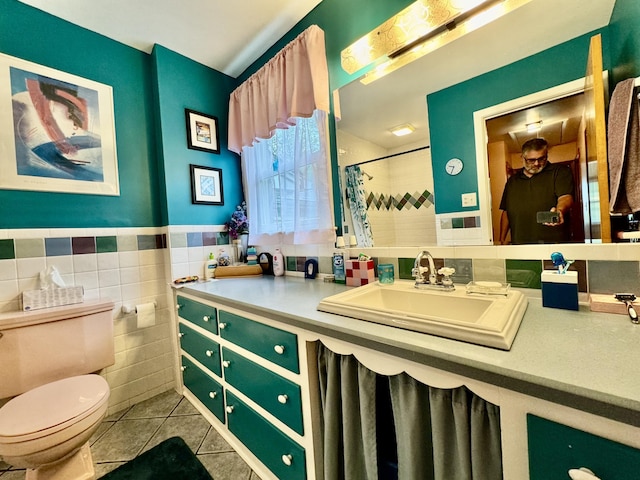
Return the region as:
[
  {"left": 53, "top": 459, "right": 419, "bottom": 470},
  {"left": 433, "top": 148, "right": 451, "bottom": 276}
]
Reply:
[{"left": 180, "top": 276, "right": 640, "bottom": 427}]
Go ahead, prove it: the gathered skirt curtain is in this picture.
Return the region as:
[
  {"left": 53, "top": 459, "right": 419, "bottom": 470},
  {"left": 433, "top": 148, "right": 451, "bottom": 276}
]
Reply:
[
  {"left": 228, "top": 24, "right": 329, "bottom": 154},
  {"left": 317, "top": 343, "right": 503, "bottom": 480}
]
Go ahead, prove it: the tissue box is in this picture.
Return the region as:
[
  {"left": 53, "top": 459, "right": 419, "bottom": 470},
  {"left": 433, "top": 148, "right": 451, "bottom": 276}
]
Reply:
[
  {"left": 541, "top": 270, "right": 578, "bottom": 310},
  {"left": 346, "top": 260, "right": 375, "bottom": 287},
  {"left": 21, "top": 287, "right": 84, "bottom": 311}
]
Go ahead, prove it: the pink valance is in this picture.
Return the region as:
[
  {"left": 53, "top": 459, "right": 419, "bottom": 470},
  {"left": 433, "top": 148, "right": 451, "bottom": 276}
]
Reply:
[{"left": 228, "top": 25, "right": 330, "bottom": 154}]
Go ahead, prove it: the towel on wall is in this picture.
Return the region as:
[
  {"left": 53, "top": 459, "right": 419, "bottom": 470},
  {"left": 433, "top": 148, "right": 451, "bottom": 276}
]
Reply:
[{"left": 608, "top": 78, "right": 640, "bottom": 214}]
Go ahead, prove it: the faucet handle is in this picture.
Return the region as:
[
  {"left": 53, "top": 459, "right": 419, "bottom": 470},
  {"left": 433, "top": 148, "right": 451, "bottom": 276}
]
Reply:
[
  {"left": 438, "top": 267, "right": 455, "bottom": 286},
  {"left": 438, "top": 267, "right": 455, "bottom": 277}
]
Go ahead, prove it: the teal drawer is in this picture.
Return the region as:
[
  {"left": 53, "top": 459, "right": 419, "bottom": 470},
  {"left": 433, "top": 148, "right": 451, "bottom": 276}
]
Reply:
[
  {"left": 181, "top": 356, "right": 225, "bottom": 423},
  {"left": 218, "top": 310, "right": 299, "bottom": 373},
  {"left": 222, "top": 348, "right": 303, "bottom": 435},
  {"left": 226, "top": 391, "right": 306, "bottom": 480},
  {"left": 179, "top": 322, "right": 222, "bottom": 377},
  {"left": 177, "top": 295, "right": 217, "bottom": 334},
  {"left": 528, "top": 414, "right": 640, "bottom": 479}
]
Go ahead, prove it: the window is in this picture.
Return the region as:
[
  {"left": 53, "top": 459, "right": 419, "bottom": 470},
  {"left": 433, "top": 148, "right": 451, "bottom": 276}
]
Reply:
[{"left": 242, "top": 109, "right": 334, "bottom": 245}]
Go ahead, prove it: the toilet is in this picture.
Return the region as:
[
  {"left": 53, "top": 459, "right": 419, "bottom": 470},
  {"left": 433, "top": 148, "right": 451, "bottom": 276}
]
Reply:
[{"left": 0, "top": 300, "right": 115, "bottom": 480}]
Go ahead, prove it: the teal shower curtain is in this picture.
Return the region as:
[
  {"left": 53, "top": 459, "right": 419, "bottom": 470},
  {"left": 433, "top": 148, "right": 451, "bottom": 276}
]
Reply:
[{"left": 317, "top": 343, "right": 503, "bottom": 480}]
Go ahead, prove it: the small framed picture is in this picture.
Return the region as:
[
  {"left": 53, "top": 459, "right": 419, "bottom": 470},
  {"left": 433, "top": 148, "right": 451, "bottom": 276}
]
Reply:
[
  {"left": 185, "top": 109, "right": 220, "bottom": 154},
  {"left": 190, "top": 164, "right": 223, "bottom": 205}
]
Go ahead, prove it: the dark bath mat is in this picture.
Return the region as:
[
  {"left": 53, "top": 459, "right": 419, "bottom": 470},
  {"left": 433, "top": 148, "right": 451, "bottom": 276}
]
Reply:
[{"left": 99, "top": 436, "right": 213, "bottom": 480}]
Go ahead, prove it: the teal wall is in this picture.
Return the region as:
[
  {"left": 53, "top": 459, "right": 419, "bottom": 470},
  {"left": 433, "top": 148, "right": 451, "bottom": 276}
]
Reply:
[
  {"left": 0, "top": 0, "right": 241, "bottom": 229},
  {"left": 151, "top": 46, "right": 241, "bottom": 226},
  {"left": 608, "top": 0, "right": 640, "bottom": 84},
  {"left": 427, "top": 30, "right": 609, "bottom": 214},
  {"left": 0, "top": 0, "right": 160, "bottom": 228}
]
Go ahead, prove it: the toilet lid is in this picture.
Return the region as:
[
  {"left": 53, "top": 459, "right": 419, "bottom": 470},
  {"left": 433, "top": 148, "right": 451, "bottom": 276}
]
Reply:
[{"left": 0, "top": 374, "right": 109, "bottom": 437}]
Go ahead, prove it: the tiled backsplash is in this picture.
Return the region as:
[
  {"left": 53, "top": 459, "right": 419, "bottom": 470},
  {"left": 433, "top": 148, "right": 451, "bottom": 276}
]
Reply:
[{"left": 280, "top": 246, "right": 640, "bottom": 295}]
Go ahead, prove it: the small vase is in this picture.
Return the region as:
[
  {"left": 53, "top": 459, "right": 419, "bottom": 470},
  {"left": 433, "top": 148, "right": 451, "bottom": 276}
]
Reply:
[{"left": 233, "top": 234, "right": 249, "bottom": 264}]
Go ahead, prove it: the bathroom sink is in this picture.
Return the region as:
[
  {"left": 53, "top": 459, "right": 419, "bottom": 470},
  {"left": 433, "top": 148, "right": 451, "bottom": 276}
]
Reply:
[{"left": 317, "top": 280, "right": 528, "bottom": 350}]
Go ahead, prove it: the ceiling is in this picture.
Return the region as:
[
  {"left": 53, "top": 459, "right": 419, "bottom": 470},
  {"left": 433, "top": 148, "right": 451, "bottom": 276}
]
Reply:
[
  {"left": 336, "top": 0, "right": 617, "bottom": 151},
  {"left": 486, "top": 92, "right": 585, "bottom": 153},
  {"left": 17, "top": 0, "right": 323, "bottom": 78}
]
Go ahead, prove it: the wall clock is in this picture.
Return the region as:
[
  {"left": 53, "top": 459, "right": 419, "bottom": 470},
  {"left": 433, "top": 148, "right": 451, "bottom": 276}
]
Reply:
[{"left": 445, "top": 158, "right": 464, "bottom": 175}]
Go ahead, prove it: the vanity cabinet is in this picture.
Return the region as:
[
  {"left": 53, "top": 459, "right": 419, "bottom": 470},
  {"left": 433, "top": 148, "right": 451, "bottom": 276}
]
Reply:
[
  {"left": 218, "top": 310, "right": 300, "bottom": 373},
  {"left": 175, "top": 280, "right": 640, "bottom": 480},
  {"left": 180, "top": 355, "right": 225, "bottom": 422},
  {"left": 226, "top": 390, "right": 307, "bottom": 480},
  {"left": 174, "top": 292, "right": 313, "bottom": 480},
  {"left": 527, "top": 414, "right": 640, "bottom": 479}
]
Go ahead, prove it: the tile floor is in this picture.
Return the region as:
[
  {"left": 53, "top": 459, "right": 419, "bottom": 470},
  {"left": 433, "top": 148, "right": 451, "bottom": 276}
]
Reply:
[{"left": 0, "top": 390, "right": 262, "bottom": 479}]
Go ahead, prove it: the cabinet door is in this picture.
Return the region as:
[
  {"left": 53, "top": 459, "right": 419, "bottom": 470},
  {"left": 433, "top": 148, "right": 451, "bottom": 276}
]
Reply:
[
  {"left": 226, "top": 391, "right": 306, "bottom": 480},
  {"left": 177, "top": 295, "right": 217, "bottom": 334},
  {"left": 179, "top": 322, "right": 222, "bottom": 377},
  {"left": 218, "top": 310, "right": 299, "bottom": 373},
  {"left": 222, "top": 348, "right": 303, "bottom": 435},
  {"left": 528, "top": 414, "right": 640, "bottom": 479},
  {"left": 181, "top": 356, "right": 225, "bottom": 423}
]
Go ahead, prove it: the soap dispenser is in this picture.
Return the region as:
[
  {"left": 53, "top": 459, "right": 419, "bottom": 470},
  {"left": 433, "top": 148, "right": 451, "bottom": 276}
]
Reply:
[{"left": 204, "top": 252, "right": 217, "bottom": 280}]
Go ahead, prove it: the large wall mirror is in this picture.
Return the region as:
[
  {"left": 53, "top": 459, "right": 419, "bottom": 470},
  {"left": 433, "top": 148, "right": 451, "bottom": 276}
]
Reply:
[{"left": 335, "top": 0, "right": 617, "bottom": 247}]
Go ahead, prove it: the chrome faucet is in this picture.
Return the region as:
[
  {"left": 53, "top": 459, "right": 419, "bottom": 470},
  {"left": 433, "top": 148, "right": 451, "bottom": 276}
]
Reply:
[{"left": 412, "top": 250, "right": 455, "bottom": 291}]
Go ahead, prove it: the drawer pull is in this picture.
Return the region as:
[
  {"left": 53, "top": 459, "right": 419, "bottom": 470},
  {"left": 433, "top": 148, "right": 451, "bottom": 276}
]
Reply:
[
  {"left": 209, "top": 391, "right": 217, "bottom": 399},
  {"left": 226, "top": 406, "right": 234, "bottom": 414},
  {"left": 222, "top": 360, "right": 231, "bottom": 368},
  {"left": 180, "top": 365, "right": 187, "bottom": 372},
  {"left": 219, "top": 322, "right": 227, "bottom": 329},
  {"left": 274, "top": 345, "right": 285, "bottom": 355},
  {"left": 277, "top": 394, "right": 288, "bottom": 404},
  {"left": 176, "top": 304, "right": 182, "bottom": 310},
  {"left": 205, "top": 350, "right": 215, "bottom": 357},
  {"left": 281, "top": 454, "right": 293, "bottom": 466},
  {"left": 203, "top": 315, "right": 211, "bottom": 322},
  {"left": 178, "top": 332, "right": 185, "bottom": 338}
]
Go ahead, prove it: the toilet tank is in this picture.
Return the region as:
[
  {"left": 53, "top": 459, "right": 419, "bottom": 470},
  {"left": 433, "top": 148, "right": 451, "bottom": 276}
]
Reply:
[{"left": 0, "top": 300, "right": 115, "bottom": 399}]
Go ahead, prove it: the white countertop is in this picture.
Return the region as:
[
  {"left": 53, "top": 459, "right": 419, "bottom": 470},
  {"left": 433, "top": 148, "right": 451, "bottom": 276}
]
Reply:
[{"left": 181, "top": 276, "right": 640, "bottom": 426}]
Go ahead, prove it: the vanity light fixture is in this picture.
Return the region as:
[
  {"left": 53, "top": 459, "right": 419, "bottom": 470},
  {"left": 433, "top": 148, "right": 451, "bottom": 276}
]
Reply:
[
  {"left": 347, "top": 0, "right": 533, "bottom": 85},
  {"left": 390, "top": 124, "right": 416, "bottom": 137}
]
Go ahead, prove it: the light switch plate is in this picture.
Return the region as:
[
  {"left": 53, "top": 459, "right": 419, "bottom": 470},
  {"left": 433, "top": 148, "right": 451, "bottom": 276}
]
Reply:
[{"left": 461, "top": 192, "right": 477, "bottom": 207}]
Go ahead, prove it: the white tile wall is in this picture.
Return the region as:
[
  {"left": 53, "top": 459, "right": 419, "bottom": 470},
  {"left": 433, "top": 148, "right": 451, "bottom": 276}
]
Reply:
[{"left": 0, "top": 227, "right": 175, "bottom": 416}]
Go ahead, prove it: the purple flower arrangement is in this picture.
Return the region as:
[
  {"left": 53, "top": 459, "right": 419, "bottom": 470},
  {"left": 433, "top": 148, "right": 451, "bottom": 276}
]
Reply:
[{"left": 225, "top": 201, "right": 249, "bottom": 239}]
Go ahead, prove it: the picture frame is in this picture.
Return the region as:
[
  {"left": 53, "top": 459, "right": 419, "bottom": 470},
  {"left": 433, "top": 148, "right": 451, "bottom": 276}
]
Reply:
[
  {"left": 0, "top": 52, "right": 119, "bottom": 196},
  {"left": 185, "top": 108, "right": 220, "bottom": 154},
  {"left": 190, "top": 164, "right": 223, "bottom": 205}
]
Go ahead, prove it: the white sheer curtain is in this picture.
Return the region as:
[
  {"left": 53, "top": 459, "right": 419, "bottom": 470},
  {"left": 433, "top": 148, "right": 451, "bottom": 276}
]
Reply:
[
  {"left": 228, "top": 25, "right": 334, "bottom": 245},
  {"left": 242, "top": 110, "right": 334, "bottom": 245}
]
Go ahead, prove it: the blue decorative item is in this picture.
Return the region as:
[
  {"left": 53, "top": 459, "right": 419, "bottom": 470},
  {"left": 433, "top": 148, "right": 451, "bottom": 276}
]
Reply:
[
  {"left": 543, "top": 252, "right": 578, "bottom": 310},
  {"left": 550, "top": 251, "right": 574, "bottom": 274}
]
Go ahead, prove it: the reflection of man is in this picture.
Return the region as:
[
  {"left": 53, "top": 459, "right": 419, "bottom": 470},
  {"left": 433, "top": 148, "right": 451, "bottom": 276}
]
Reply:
[{"left": 499, "top": 138, "right": 574, "bottom": 245}]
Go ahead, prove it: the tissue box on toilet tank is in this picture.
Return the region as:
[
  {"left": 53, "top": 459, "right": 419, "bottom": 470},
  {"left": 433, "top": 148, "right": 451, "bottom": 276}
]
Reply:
[
  {"left": 21, "top": 286, "right": 85, "bottom": 311},
  {"left": 346, "top": 259, "right": 375, "bottom": 287},
  {"left": 541, "top": 270, "right": 578, "bottom": 310}
]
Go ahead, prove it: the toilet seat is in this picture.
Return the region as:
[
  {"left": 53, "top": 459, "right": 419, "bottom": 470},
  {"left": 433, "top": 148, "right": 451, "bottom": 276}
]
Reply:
[{"left": 0, "top": 374, "right": 109, "bottom": 443}]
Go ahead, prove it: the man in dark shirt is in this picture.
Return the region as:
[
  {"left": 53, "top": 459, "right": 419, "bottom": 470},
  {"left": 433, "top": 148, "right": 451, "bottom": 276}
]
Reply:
[{"left": 499, "top": 138, "right": 574, "bottom": 244}]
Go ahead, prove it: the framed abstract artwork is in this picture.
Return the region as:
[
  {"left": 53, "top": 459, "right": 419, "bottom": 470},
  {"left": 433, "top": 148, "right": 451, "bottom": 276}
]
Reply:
[
  {"left": 190, "top": 164, "right": 223, "bottom": 205},
  {"left": 0, "top": 52, "right": 119, "bottom": 195},
  {"left": 185, "top": 109, "right": 220, "bottom": 154}
]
